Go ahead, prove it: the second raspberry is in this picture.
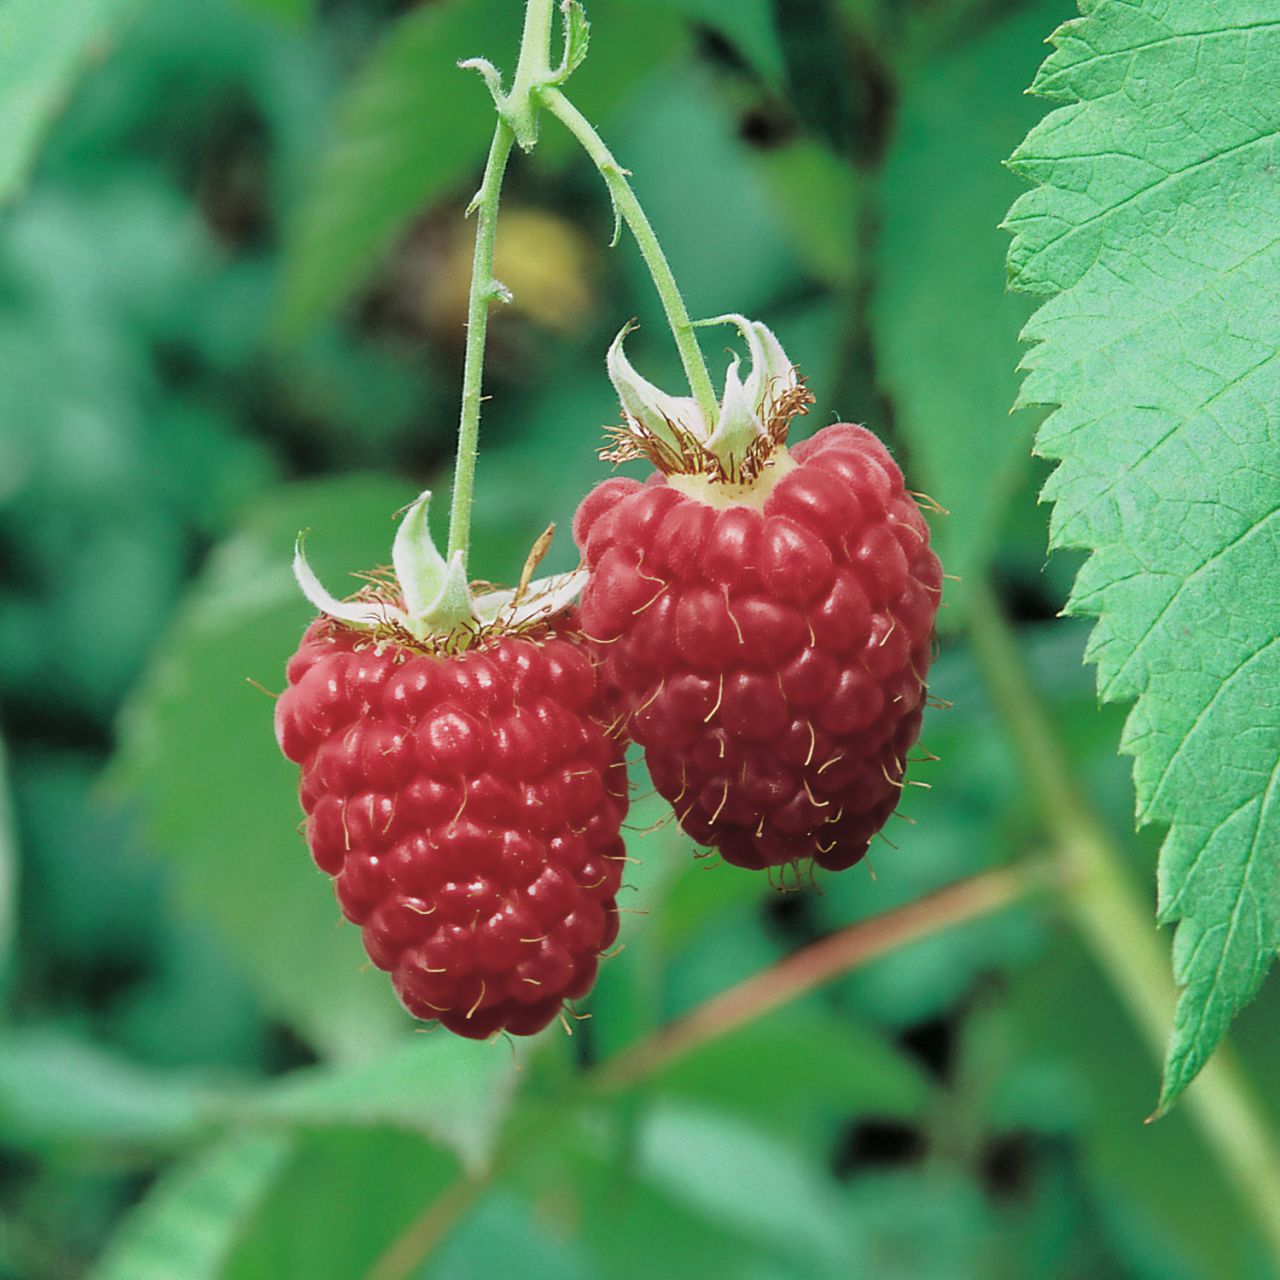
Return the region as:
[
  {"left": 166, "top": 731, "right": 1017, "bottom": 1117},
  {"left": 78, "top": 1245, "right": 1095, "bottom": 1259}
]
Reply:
[{"left": 575, "top": 424, "right": 941, "bottom": 872}]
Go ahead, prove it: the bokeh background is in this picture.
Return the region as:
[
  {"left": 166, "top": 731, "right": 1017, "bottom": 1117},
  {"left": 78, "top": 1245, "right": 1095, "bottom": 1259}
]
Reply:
[{"left": 2, "top": 0, "right": 1279, "bottom": 1276}]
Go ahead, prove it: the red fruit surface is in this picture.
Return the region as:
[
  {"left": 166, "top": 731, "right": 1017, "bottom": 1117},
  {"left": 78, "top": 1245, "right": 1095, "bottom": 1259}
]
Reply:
[
  {"left": 574, "top": 423, "right": 940, "bottom": 873},
  {"left": 275, "top": 620, "right": 628, "bottom": 1038}
]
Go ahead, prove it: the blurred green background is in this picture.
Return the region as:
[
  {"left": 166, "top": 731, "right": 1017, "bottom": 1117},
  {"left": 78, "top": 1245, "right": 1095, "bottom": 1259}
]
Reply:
[{"left": 2, "top": 0, "right": 1278, "bottom": 1276}]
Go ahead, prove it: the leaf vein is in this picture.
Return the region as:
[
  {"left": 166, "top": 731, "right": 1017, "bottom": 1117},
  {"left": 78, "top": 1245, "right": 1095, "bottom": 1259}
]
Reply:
[
  {"left": 1102, "top": 504, "right": 1280, "bottom": 700},
  {"left": 1027, "top": 128, "right": 1279, "bottom": 268},
  {"left": 1177, "top": 753, "right": 1280, "bottom": 1060},
  {"left": 1151, "top": 634, "right": 1280, "bottom": 807},
  {"left": 1047, "top": 17, "right": 1280, "bottom": 76}
]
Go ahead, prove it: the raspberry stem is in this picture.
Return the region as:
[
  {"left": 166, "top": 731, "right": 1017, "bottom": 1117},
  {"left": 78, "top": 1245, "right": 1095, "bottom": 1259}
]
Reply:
[
  {"left": 447, "top": 117, "right": 515, "bottom": 565},
  {"left": 449, "top": 0, "right": 719, "bottom": 567},
  {"left": 449, "top": 0, "right": 566, "bottom": 567},
  {"left": 591, "top": 862, "right": 1043, "bottom": 1091},
  {"left": 537, "top": 84, "right": 720, "bottom": 428}
]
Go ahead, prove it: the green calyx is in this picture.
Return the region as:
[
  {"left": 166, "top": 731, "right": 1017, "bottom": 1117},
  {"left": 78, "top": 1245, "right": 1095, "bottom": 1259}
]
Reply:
[
  {"left": 293, "top": 490, "right": 586, "bottom": 646},
  {"left": 390, "top": 493, "right": 473, "bottom": 636},
  {"left": 606, "top": 314, "right": 806, "bottom": 481}
]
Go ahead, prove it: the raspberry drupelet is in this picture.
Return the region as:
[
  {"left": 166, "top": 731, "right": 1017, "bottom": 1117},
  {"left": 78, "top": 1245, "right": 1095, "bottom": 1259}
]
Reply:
[{"left": 574, "top": 318, "right": 941, "bottom": 874}]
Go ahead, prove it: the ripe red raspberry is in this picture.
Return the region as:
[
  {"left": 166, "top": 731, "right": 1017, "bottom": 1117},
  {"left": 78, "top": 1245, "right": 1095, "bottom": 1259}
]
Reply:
[
  {"left": 275, "top": 617, "right": 628, "bottom": 1039},
  {"left": 575, "top": 422, "right": 940, "bottom": 873}
]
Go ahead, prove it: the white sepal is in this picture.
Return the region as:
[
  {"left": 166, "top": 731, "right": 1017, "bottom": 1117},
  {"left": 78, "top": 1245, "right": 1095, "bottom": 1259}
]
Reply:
[
  {"left": 703, "top": 352, "right": 765, "bottom": 462},
  {"left": 470, "top": 586, "right": 515, "bottom": 628},
  {"left": 607, "top": 315, "right": 798, "bottom": 474},
  {"left": 728, "top": 314, "right": 796, "bottom": 409},
  {"left": 392, "top": 490, "right": 445, "bottom": 620},
  {"left": 293, "top": 538, "right": 399, "bottom": 631},
  {"left": 403, "top": 549, "right": 472, "bottom": 640},
  {"left": 607, "top": 324, "right": 705, "bottom": 449},
  {"left": 293, "top": 493, "right": 583, "bottom": 645},
  {"left": 390, "top": 490, "right": 475, "bottom": 636},
  {"left": 473, "top": 568, "right": 588, "bottom": 629}
]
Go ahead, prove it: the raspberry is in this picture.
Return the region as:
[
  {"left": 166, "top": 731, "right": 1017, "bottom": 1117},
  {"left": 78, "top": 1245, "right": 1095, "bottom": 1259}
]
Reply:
[
  {"left": 275, "top": 617, "right": 628, "bottom": 1039},
  {"left": 575, "top": 422, "right": 940, "bottom": 873}
]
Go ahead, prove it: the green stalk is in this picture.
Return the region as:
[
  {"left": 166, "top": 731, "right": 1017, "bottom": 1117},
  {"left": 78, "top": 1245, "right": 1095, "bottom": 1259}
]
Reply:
[
  {"left": 538, "top": 85, "right": 719, "bottom": 427},
  {"left": 448, "top": 0, "right": 724, "bottom": 563},
  {"left": 445, "top": 0, "right": 555, "bottom": 566},
  {"left": 505, "top": 0, "right": 556, "bottom": 141},
  {"left": 967, "top": 580, "right": 1280, "bottom": 1265},
  {"left": 591, "top": 862, "right": 1041, "bottom": 1092},
  {"left": 445, "top": 119, "right": 515, "bottom": 565}
]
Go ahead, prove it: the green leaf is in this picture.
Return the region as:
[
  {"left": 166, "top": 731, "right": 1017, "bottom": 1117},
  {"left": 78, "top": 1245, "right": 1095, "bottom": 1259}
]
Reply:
[
  {"left": 1005, "top": 1, "right": 1280, "bottom": 1107},
  {"left": 236, "top": 0, "right": 311, "bottom": 22},
  {"left": 634, "top": 1099, "right": 847, "bottom": 1269},
  {"left": 872, "top": 0, "right": 1065, "bottom": 624},
  {"left": 0, "top": 732, "right": 15, "bottom": 1000},
  {"left": 424, "top": 1190, "right": 583, "bottom": 1280},
  {"left": 91, "top": 1131, "right": 294, "bottom": 1280},
  {"left": 648, "top": 1010, "right": 931, "bottom": 1144},
  {"left": 110, "top": 476, "right": 413, "bottom": 1060},
  {"left": 276, "top": 0, "right": 520, "bottom": 334},
  {"left": 224, "top": 1127, "right": 456, "bottom": 1280},
  {"left": 508, "top": 1101, "right": 846, "bottom": 1279},
  {"left": 0, "top": 1029, "right": 220, "bottom": 1152},
  {"left": 756, "top": 139, "right": 862, "bottom": 287},
  {"left": 840, "top": 1171, "right": 1000, "bottom": 1280},
  {"left": 0, "top": 0, "right": 139, "bottom": 207},
  {"left": 555, "top": 0, "right": 591, "bottom": 84},
  {"left": 252, "top": 1036, "right": 518, "bottom": 1172},
  {"left": 771, "top": 0, "right": 854, "bottom": 152},
  {"left": 0, "top": 1025, "right": 516, "bottom": 1175}
]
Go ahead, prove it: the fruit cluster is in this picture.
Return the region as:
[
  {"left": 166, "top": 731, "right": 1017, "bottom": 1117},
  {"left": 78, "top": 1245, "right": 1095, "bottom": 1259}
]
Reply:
[{"left": 275, "top": 322, "right": 940, "bottom": 1037}]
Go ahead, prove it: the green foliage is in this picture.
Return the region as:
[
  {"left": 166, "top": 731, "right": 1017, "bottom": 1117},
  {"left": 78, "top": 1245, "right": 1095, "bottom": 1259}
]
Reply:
[
  {"left": 635, "top": 1098, "right": 852, "bottom": 1268},
  {"left": 1005, "top": 0, "right": 1280, "bottom": 1106},
  {"left": 771, "top": 0, "right": 855, "bottom": 153},
  {"left": 111, "top": 478, "right": 413, "bottom": 1060},
  {"left": 643, "top": 1011, "right": 930, "bottom": 1138},
  {"left": 424, "top": 1190, "right": 586, "bottom": 1280},
  {"left": 873, "top": 0, "right": 1062, "bottom": 624},
  {"left": 501, "top": 1101, "right": 847, "bottom": 1280},
  {"left": 0, "top": 0, "right": 139, "bottom": 206},
  {"left": 646, "top": 0, "right": 783, "bottom": 84},
  {"left": 224, "top": 1127, "right": 456, "bottom": 1279},
  {"left": 91, "top": 1132, "right": 294, "bottom": 1280},
  {"left": 610, "top": 67, "right": 802, "bottom": 325},
  {"left": 253, "top": 1036, "right": 517, "bottom": 1170},
  {"left": 0, "top": 736, "right": 14, "bottom": 1002},
  {"left": 277, "top": 0, "right": 519, "bottom": 334},
  {"left": 0, "top": 1030, "right": 220, "bottom": 1153},
  {"left": 0, "top": 1023, "right": 515, "bottom": 1172},
  {"left": 277, "top": 0, "right": 684, "bottom": 334},
  {"left": 0, "top": 179, "right": 272, "bottom": 718},
  {"left": 1004, "top": 935, "right": 1266, "bottom": 1279},
  {"left": 3, "top": 0, "right": 1279, "bottom": 1274},
  {"left": 756, "top": 141, "right": 862, "bottom": 288},
  {"left": 236, "top": 0, "right": 311, "bottom": 22}
]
